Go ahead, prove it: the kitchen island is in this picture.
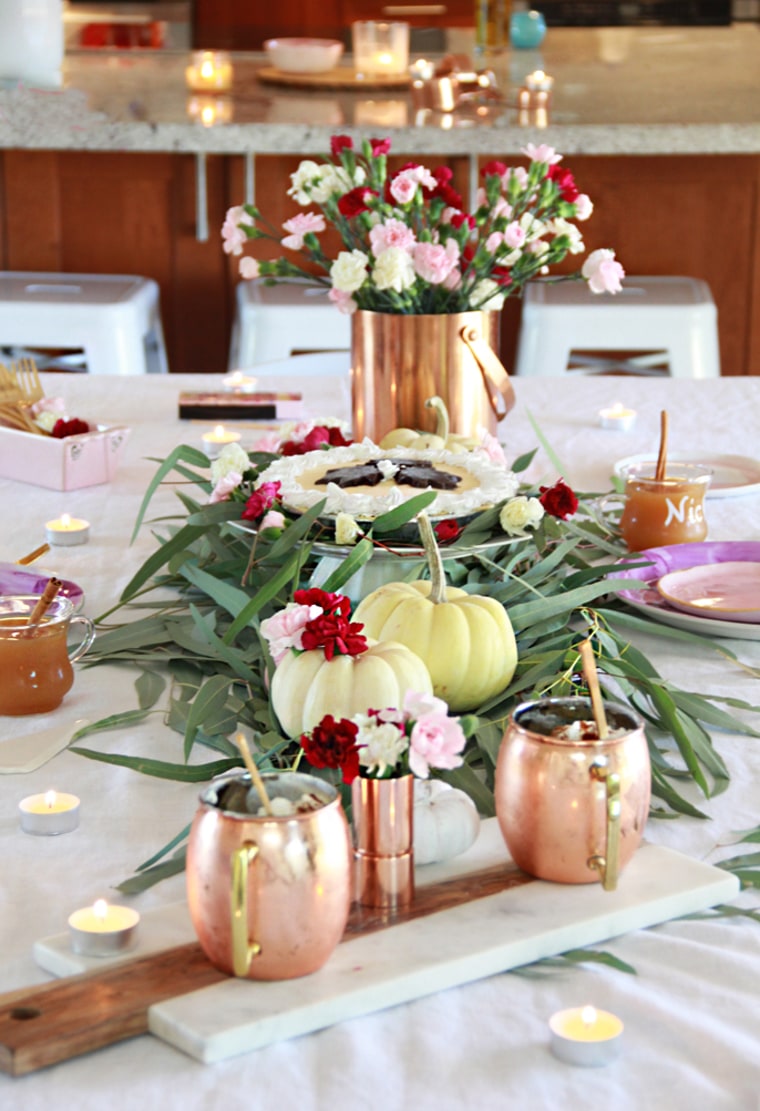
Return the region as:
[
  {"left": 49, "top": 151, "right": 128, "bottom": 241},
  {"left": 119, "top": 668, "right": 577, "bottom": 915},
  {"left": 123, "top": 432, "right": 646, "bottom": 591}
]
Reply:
[{"left": 0, "top": 25, "right": 757, "bottom": 373}]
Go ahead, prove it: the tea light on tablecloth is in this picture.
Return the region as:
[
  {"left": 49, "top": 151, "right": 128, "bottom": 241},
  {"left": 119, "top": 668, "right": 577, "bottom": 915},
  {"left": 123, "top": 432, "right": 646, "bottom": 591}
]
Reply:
[
  {"left": 185, "top": 50, "right": 233, "bottom": 92},
  {"left": 68, "top": 899, "right": 140, "bottom": 956},
  {"left": 45, "top": 513, "right": 90, "bottom": 546},
  {"left": 599, "top": 402, "right": 637, "bottom": 431},
  {"left": 525, "top": 69, "right": 554, "bottom": 92},
  {"left": 222, "top": 371, "right": 258, "bottom": 393},
  {"left": 19, "top": 790, "right": 80, "bottom": 836},
  {"left": 549, "top": 1005, "right": 624, "bottom": 1067},
  {"left": 202, "top": 425, "right": 242, "bottom": 459}
]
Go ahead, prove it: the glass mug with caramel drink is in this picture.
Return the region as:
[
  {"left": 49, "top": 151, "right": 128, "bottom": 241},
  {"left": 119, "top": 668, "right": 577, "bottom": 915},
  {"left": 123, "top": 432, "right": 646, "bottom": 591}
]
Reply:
[
  {"left": 618, "top": 462, "right": 712, "bottom": 552},
  {"left": 0, "top": 595, "right": 95, "bottom": 715}
]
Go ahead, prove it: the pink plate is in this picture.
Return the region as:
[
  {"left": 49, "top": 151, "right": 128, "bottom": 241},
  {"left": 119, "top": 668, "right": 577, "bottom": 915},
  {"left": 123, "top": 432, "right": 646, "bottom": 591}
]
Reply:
[
  {"left": 656, "top": 562, "right": 760, "bottom": 623},
  {"left": 0, "top": 563, "right": 84, "bottom": 610}
]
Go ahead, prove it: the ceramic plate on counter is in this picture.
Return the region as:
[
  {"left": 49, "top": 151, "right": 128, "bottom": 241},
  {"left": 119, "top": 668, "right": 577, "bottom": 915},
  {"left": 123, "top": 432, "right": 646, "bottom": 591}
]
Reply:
[
  {"left": 613, "top": 541, "right": 760, "bottom": 640},
  {"left": 613, "top": 453, "right": 760, "bottom": 498},
  {"left": 656, "top": 562, "right": 760, "bottom": 623},
  {"left": 0, "top": 564, "right": 84, "bottom": 610}
]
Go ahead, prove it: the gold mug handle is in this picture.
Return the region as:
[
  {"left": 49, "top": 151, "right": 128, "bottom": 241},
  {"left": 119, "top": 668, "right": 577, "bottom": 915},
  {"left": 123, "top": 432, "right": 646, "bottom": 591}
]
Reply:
[
  {"left": 459, "top": 324, "right": 516, "bottom": 421},
  {"left": 230, "top": 842, "right": 262, "bottom": 977},
  {"left": 587, "top": 764, "right": 621, "bottom": 892}
]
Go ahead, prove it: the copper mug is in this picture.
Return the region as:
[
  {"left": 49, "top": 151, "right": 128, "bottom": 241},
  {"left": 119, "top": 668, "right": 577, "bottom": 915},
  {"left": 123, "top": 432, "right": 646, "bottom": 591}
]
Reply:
[
  {"left": 494, "top": 697, "right": 651, "bottom": 889},
  {"left": 187, "top": 771, "right": 352, "bottom": 980}
]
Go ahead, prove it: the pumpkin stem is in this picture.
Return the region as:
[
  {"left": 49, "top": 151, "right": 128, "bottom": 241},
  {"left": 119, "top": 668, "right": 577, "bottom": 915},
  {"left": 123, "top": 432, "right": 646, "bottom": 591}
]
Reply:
[
  {"left": 417, "top": 511, "right": 447, "bottom": 605},
  {"left": 425, "top": 396, "right": 450, "bottom": 441}
]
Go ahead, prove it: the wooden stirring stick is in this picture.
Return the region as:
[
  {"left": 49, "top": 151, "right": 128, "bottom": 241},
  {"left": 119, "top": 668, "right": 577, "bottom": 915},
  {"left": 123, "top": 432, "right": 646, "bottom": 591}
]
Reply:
[
  {"left": 578, "top": 638, "right": 609, "bottom": 739},
  {"left": 26, "top": 577, "right": 62, "bottom": 628},
  {"left": 233, "top": 731, "right": 273, "bottom": 815},
  {"left": 655, "top": 409, "right": 669, "bottom": 482}
]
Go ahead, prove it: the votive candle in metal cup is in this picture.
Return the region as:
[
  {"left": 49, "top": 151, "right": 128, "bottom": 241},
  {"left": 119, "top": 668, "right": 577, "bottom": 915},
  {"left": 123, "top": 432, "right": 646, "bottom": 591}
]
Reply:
[{"left": 68, "top": 900, "right": 140, "bottom": 956}]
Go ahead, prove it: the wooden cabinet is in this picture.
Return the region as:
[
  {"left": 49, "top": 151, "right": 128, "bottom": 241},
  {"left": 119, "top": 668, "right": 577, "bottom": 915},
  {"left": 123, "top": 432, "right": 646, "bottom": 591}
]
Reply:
[{"left": 0, "top": 149, "right": 757, "bottom": 375}]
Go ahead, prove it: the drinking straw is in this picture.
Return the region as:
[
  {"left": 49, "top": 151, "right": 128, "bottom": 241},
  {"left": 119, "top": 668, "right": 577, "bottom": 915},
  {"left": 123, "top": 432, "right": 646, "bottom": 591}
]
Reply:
[
  {"left": 655, "top": 409, "right": 669, "bottom": 482},
  {"left": 579, "top": 638, "right": 609, "bottom": 739},
  {"left": 26, "top": 577, "right": 62, "bottom": 629},
  {"left": 233, "top": 731, "right": 274, "bottom": 815}
]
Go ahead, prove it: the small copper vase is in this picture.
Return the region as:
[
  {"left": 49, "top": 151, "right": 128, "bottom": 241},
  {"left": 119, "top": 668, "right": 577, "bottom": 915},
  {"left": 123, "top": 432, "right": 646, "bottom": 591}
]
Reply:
[
  {"left": 352, "top": 774, "right": 415, "bottom": 910},
  {"left": 351, "top": 309, "right": 515, "bottom": 442},
  {"left": 494, "top": 697, "right": 651, "bottom": 889},
  {"left": 187, "top": 771, "right": 352, "bottom": 980}
]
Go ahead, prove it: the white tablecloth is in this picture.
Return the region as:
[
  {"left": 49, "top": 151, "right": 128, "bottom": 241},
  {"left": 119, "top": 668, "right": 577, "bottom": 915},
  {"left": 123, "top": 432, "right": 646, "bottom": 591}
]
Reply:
[{"left": 1, "top": 371, "right": 759, "bottom": 1110}]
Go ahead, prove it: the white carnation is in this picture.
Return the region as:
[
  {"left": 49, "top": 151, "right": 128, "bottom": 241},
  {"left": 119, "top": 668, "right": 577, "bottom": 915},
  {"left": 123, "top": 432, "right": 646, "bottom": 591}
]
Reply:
[
  {"left": 356, "top": 717, "right": 409, "bottom": 777},
  {"left": 310, "top": 164, "right": 364, "bottom": 205},
  {"left": 288, "top": 160, "right": 322, "bottom": 205},
  {"left": 210, "top": 442, "right": 250, "bottom": 481},
  {"left": 372, "top": 247, "right": 416, "bottom": 293},
  {"left": 551, "top": 217, "right": 585, "bottom": 255},
  {"left": 335, "top": 512, "right": 361, "bottom": 545},
  {"left": 499, "top": 496, "right": 545, "bottom": 536},
  {"left": 331, "top": 250, "right": 369, "bottom": 293},
  {"left": 470, "top": 278, "right": 506, "bottom": 312}
]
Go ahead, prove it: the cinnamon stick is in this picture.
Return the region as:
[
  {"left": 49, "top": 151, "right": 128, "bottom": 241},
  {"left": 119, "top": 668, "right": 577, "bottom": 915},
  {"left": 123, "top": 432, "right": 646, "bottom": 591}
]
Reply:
[
  {"left": 579, "top": 638, "right": 609, "bottom": 739},
  {"left": 233, "top": 732, "right": 273, "bottom": 815},
  {"left": 16, "top": 542, "right": 50, "bottom": 567},
  {"left": 26, "top": 577, "right": 62, "bottom": 628},
  {"left": 654, "top": 409, "right": 669, "bottom": 482}
]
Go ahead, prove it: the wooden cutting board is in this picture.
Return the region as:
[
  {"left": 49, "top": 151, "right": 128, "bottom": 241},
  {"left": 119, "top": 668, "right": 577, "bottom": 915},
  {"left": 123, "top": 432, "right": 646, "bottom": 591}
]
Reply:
[
  {"left": 256, "top": 65, "right": 410, "bottom": 90},
  {"left": 0, "top": 862, "right": 528, "bottom": 1077}
]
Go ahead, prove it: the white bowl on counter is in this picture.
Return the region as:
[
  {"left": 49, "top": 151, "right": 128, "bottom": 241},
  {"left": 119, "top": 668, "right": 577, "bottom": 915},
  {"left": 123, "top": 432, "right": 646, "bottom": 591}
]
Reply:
[{"left": 264, "top": 38, "right": 344, "bottom": 74}]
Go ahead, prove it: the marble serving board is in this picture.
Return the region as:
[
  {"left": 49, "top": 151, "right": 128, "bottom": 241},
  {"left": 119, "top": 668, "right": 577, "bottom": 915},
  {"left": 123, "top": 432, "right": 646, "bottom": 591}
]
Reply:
[{"left": 33, "top": 821, "right": 739, "bottom": 1067}]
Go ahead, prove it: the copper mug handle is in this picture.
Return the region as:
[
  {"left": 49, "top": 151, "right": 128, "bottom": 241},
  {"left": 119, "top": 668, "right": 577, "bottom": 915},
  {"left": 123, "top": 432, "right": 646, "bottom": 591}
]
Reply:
[
  {"left": 587, "top": 763, "right": 621, "bottom": 892},
  {"left": 459, "top": 324, "right": 516, "bottom": 421},
  {"left": 230, "top": 842, "right": 262, "bottom": 977}
]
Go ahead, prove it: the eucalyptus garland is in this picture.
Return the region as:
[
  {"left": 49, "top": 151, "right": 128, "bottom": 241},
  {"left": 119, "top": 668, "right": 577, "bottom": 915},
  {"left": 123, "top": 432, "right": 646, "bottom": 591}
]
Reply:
[{"left": 73, "top": 443, "right": 760, "bottom": 894}]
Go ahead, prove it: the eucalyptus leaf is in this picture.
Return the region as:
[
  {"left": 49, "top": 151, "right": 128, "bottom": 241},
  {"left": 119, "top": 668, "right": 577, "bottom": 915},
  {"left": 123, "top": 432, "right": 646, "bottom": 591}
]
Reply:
[
  {"left": 135, "top": 670, "right": 167, "bottom": 710},
  {"left": 116, "top": 851, "right": 188, "bottom": 895}
]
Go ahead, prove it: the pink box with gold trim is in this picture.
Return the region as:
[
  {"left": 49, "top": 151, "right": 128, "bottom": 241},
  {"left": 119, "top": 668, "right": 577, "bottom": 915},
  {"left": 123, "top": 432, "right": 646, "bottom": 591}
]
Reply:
[{"left": 0, "top": 424, "right": 131, "bottom": 490}]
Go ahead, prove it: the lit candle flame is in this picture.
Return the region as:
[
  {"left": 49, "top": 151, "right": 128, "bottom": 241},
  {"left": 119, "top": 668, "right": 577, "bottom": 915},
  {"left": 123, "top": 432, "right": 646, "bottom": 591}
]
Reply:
[
  {"left": 581, "top": 1005, "right": 597, "bottom": 1027},
  {"left": 60, "top": 513, "right": 71, "bottom": 528},
  {"left": 201, "top": 105, "right": 216, "bottom": 126},
  {"left": 214, "top": 425, "right": 225, "bottom": 438},
  {"left": 93, "top": 899, "right": 108, "bottom": 921},
  {"left": 44, "top": 789, "right": 57, "bottom": 809},
  {"left": 200, "top": 59, "right": 215, "bottom": 80}
]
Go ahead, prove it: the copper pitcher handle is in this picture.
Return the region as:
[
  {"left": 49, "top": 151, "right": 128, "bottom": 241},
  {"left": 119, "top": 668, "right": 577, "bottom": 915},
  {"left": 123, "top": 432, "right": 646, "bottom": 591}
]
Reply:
[
  {"left": 230, "top": 842, "right": 262, "bottom": 976},
  {"left": 459, "top": 324, "right": 516, "bottom": 422},
  {"left": 587, "top": 765, "right": 621, "bottom": 892}
]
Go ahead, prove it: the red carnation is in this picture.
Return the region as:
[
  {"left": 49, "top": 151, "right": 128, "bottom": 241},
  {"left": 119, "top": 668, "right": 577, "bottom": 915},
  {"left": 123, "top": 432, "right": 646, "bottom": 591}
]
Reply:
[
  {"left": 337, "top": 187, "right": 378, "bottom": 219},
  {"left": 281, "top": 424, "right": 354, "bottom": 455},
  {"left": 300, "top": 714, "right": 361, "bottom": 784},
  {"left": 423, "top": 166, "right": 463, "bottom": 210},
  {"left": 330, "top": 135, "right": 353, "bottom": 157},
  {"left": 293, "top": 588, "right": 351, "bottom": 616},
  {"left": 300, "top": 613, "right": 368, "bottom": 660},
  {"left": 241, "top": 481, "right": 281, "bottom": 521},
  {"left": 327, "top": 426, "right": 353, "bottom": 447},
  {"left": 547, "top": 165, "right": 579, "bottom": 203},
  {"left": 491, "top": 266, "right": 513, "bottom": 288},
  {"left": 539, "top": 479, "right": 579, "bottom": 520},
  {"left": 370, "top": 137, "right": 391, "bottom": 157},
  {"left": 51, "top": 417, "right": 89, "bottom": 439},
  {"left": 482, "top": 160, "right": 507, "bottom": 179},
  {"left": 450, "top": 212, "right": 476, "bottom": 231},
  {"left": 434, "top": 519, "right": 461, "bottom": 543}
]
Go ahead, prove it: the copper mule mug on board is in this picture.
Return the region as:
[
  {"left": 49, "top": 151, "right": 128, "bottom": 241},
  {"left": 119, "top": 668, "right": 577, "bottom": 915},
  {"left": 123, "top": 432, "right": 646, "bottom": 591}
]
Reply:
[
  {"left": 187, "top": 771, "right": 352, "bottom": 980},
  {"left": 494, "top": 697, "right": 651, "bottom": 889}
]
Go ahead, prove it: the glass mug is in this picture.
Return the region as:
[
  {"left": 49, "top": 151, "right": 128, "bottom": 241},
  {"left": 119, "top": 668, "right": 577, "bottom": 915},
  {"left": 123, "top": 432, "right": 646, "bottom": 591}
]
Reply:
[
  {"left": 616, "top": 462, "right": 712, "bottom": 552},
  {"left": 0, "top": 595, "right": 95, "bottom": 716}
]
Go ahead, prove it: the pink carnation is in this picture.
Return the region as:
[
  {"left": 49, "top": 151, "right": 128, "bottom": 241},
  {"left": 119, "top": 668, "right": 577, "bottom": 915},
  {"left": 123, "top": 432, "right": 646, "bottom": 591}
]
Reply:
[
  {"left": 221, "top": 206, "right": 250, "bottom": 256},
  {"left": 239, "top": 257, "right": 260, "bottom": 280},
  {"left": 503, "top": 221, "right": 526, "bottom": 249},
  {"left": 522, "top": 143, "right": 562, "bottom": 166},
  {"left": 259, "top": 509, "right": 286, "bottom": 531},
  {"left": 408, "top": 712, "right": 466, "bottom": 778},
  {"left": 261, "top": 603, "right": 324, "bottom": 665},
  {"left": 582, "top": 249, "right": 625, "bottom": 294},
  {"left": 328, "top": 287, "right": 357, "bottom": 314},
  {"left": 281, "top": 212, "right": 326, "bottom": 251},
  {"left": 412, "top": 240, "right": 459, "bottom": 285},
  {"left": 369, "top": 218, "right": 416, "bottom": 256},
  {"left": 209, "top": 471, "right": 243, "bottom": 503}
]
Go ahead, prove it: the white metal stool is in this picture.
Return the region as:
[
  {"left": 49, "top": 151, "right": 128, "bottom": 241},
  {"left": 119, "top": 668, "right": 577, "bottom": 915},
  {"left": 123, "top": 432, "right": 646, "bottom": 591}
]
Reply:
[
  {"left": 0, "top": 272, "right": 168, "bottom": 375},
  {"left": 514, "top": 276, "right": 720, "bottom": 378},
  {"left": 229, "top": 281, "right": 351, "bottom": 369}
]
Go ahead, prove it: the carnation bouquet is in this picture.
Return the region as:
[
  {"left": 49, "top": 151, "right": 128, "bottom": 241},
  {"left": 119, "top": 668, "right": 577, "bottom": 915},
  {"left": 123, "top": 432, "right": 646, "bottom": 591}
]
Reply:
[{"left": 222, "top": 136, "right": 624, "bottom": 316}]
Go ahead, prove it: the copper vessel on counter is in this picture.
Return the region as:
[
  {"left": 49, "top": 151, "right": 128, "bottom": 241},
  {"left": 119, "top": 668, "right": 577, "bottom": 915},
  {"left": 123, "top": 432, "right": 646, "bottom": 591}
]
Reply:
[
  {"left": 352, "top": 774, "right": 415, "bottom": 910},
  {"left": 351, "top": 309, "right": 515, "bottom": 442},
  {"left": 495, "top": 697, "right": 651, "bottom": 889},
  {"left": 187, "top": 771, "right": 352, "bottom": 980}
]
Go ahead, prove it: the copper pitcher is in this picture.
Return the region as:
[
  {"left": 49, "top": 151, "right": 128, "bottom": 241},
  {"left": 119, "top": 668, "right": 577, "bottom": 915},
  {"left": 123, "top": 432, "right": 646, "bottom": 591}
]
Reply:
[
  {"left": 494, "top": 697, "right": 651, "bottom": 888},
  {"left": 187, "top": 771, "right": 352, "bottom": 980},
  {"left": 351, "top": 309, "right": 515, "bottom": 442}
]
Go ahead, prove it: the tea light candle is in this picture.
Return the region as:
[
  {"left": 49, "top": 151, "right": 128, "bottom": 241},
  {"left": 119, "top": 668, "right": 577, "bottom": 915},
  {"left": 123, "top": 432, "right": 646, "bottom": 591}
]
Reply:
[
  {"left": 45, "top": 513, "right": 90, "bottom": 546},
  {"left": 222, "top": 371, "right": 258, "bottom": 393},
  {"left": 19, "top": 790, "right": 80, "bottom": 836},
  {"left": 525, "top": 69, "right": 554, "bottom": 92},
  {"left": 202, "top": 424, "right": 242, "bottom": 459},
  {"left": 68, "top": 899, "right": 140, "bottom": 957},
  {"left": 185, "top": 50, "right": 232, "bottom": 92},
  {"left": 599, "top": 402, "right": 637, "bottom": 431},
  {"left": 549, "top": 1005, "right": 624, "bottom": 1067},
  {"left": 187, "top": 95, "right": 234, "bottom": 127}
]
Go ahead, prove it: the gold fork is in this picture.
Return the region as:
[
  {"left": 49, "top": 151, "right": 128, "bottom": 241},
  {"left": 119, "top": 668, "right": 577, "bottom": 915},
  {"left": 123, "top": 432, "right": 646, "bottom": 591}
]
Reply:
[
  {"left": 0, "top": 401, "right": 43, "bottom": 434},
  {"left": 10, "top": 356, "right": 44, "bottom": 403}
]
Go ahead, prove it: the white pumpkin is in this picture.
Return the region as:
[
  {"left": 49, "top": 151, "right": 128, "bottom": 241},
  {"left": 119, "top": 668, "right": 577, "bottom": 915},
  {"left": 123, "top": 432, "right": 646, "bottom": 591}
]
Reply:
[
  {"left": 413, "top": 779, "right": 480, "bottom": 866},
  {"left": 270, "top": 638, "right": 432, "bottom": 738}
]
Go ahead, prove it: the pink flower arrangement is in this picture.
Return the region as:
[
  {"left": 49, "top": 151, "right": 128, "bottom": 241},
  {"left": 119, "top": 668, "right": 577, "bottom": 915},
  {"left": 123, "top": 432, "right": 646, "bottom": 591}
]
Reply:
[
  {"left": 260, "top": 588, "right": 368, "bottom": 665},
  {"left": 222, "top": 136, "right": 624, "bottom": 316},
  {"left": 298, "top": 690, "right": 467, "bottom": 784}
]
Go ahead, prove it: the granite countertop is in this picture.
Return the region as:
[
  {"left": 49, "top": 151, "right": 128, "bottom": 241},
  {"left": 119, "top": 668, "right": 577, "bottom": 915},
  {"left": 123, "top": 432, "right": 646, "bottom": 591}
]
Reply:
[{"left": 0, "top": 25, "right": 758, "bottom": 156}]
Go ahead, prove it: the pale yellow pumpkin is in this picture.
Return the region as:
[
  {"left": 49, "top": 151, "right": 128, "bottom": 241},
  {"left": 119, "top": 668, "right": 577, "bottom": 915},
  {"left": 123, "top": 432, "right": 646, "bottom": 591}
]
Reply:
[
  {"left": 353, "top": 514, "right": 517, "bottom": 712},
  {"left": 378, "top": 396, "right": 480, "bottom": 454},
  {"left": 270, "top": 638, "right": 432, "bottom": 738}
]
